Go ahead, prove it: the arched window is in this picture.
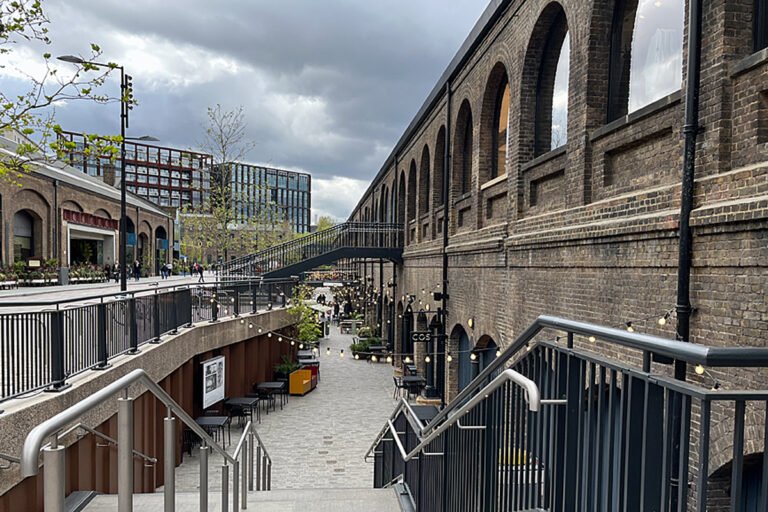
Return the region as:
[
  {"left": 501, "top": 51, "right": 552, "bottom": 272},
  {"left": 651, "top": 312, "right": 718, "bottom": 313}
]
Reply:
[
  {"left": 534, "top": 9, "right": 570, "bottom": 155},
  {"left": 13, "top": 210, "right": 35, "bottom": 261},
  {"left": 433, "top": 126, "right": 446, "bottom": 206},
  {"left": 608, "top": 0, "right": 684, "bottom": 120},
  {"left": 491, "top": 76, "right": 510, "bottom": 179},
  {"left": 407, "top": 161, "right": 417, "bottom": 222},
  {"left": 453, "top": 101, "right": 474, "bottom": 197},
  {"left": 419, "top": 146, "right": 430, "bottom": 216},
  {"left": 397, "top": 172, "right": 406, "bottom": 226}
]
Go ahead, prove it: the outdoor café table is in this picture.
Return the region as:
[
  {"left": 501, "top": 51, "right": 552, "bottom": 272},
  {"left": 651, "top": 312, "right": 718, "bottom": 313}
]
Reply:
[
  {"left": 195, "top": 416, "right": 230, "bottom": 447},
  {"left": 255, "top": 381, "right": 288, "bottom": 409},
  {"left": 401, "top": 376, "right": 426, "bottom": 398},
  {"left": 297, "top": 350, "right": 314, "bottom": 360},
  {"left": 225, "top": 396, "right": 261, "bottom": 424}
]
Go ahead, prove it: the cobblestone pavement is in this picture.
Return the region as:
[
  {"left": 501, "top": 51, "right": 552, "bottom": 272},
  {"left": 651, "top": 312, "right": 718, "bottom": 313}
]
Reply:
[{"left": 172, "top": 325, "right": 398, "bottom": 491}]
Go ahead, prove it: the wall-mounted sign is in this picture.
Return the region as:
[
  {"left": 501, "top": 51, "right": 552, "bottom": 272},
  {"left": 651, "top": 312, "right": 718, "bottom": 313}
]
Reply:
[
  {"left": 202, "top": 356, "right": 225, "bottom": 409},
  {"left": 410, "top": 331, "right": 431, "bottom": 343}
]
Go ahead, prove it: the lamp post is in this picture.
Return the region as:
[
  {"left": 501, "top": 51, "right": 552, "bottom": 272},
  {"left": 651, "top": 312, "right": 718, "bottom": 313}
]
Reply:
[{"left": 57, "top": 56, "right": 155, "bottom": 292}]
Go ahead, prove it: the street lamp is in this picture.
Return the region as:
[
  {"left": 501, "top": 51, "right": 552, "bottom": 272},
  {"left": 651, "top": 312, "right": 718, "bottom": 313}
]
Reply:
[{"left": 57, "top": 55, "right": 148, "bottom": 291}]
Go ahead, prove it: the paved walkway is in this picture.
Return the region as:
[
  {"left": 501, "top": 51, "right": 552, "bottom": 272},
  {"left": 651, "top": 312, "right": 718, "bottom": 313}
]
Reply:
[{"left": 172, "top": 325, "right": 398, "bottom": 491}]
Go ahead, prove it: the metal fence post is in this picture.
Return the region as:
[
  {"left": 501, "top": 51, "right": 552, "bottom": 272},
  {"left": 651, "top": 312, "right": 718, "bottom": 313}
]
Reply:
[
  {"left": 234, "top": 285, "right": 241, "bottom": 318},
  {"left": 241, "top": 438, "right": 248, "bottom": 509},
  {"left": 118, "top": 396, "right": 134, "bottom": 512},
  {"left": 248, "top": 432, "right": 255, "bottom": 491},
  {"left": 233, "top": 461, "right": 240, "bottom": 511},
  {"left": 221, "top": 464, "right": 229, "bottom": 512},
  {"left": 96, "top": 302, "right": 110, "bottom": 369},
  {"left": 152, "top": 292, "right": 161, "bottom": 343},
  {"left": 170, "top": 291, "right": 179, "bottom": 335},
  {"left": 164, "top": 412, "right": 175, "bottom": 512},
  {"left": 251, "top": 285, "right": 258, "bottom": 314},
  {"left": 211, "top": 287, "right": 219, "bottom": 323},
  {"left": 49, "top": 309, "right": 67, "bottom": 391},
  {"left": 128, "top": 297, "right": 140, "bottom": 354},
  {"left": 43, "top": 436, "right": 65, "bottom": 512}
]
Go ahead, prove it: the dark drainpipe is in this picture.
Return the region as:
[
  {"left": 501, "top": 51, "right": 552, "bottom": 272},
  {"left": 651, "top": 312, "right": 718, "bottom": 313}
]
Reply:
[
  {"left": 438, "top": 81, "right": 452, "bottom": 408},
  {"left": 670, "top": 0, "right": 702, "bottom": 508}
]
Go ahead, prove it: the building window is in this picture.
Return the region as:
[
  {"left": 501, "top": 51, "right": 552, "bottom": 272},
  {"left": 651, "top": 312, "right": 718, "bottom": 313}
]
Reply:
[
  {"left": 419, "top": 146, "right": 430, "bottom": 216},
  {"left": 533, "top": 9, "right": 570, "bottom": 155},
  {"left": 453, "top": 101, "right": 474, "bottom": 197},
  {"left": 491, "top": 76, "right": 510, "bottom": 179},
  {"left": 757, "top": 0, "right": 768, "bottom": 51},
  {"left": 608, "top": 0, "right": 684, "bottom": 121},
  {"left": 407, "top": 161, "right": 417, "bottom": 222},
  {"left": 13, "top": 210, "right": 35, "bottom": 261}
]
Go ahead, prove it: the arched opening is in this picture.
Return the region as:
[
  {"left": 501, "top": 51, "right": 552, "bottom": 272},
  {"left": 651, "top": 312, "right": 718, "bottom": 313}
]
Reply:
[
  {"left": 407, "top": 160, "right": 417, "bottom": 223},
  {"left": 155, "top": 226, "right": 168, "bottom": 274},
  {"left": 481, "top": 63, "right": 511, "bottom": 182},
  {"left": 397, "top": 172, "right": 406, "bottom": 227},
  {"left": 607, "top": 0, "right": 684, "bottom": 120},
  {"left": 13, "top": 210, "right": 40, "bottom": 261},
  {"left": 125, "top": 218, "right": 136, "bottom": 267},
  {"left": 708, "top": 453, "right": 765, "bottom": 511},
  {"left": 476, "top": 335, "right": 498, "bottom": 372},
  {"left": 451, "top": 325, "right": 472, "bottom": 392},
  {"left": 137, "top": 232, "right": 148, "bottom": 272},
  {"left": 433, "top": 126, "right": 446, "bottom": 207},
  {"left": 757, "top": 0, "right": 768, "bottom": 52},
  {"left": 381, "top": 186, "right": 389, "bottom": 223},
  {"left": 419, "top": 146, "right": 430, "bottom": 216},
  {"left": 452, "top": 100, "right": 474, "bottom": 197}
]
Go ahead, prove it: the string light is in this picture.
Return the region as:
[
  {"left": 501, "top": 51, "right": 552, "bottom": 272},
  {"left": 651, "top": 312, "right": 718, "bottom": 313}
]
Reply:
[
  {"left": 626, "top": 322, "right": 634, "bottom": 333},
  {"left": 326, "top": 347, "right": 331, "bottom": 355},
  {"left": 695, "top": 364, "right": 705, "bottom": 375},
  {"left": 386, "top": 355, "right": 393, "bottom": 363},
  {"left": 258, "top": 327, "right": 263, "bottom": 333},
  {"left": 425, "top": 355, "right": 431, "bottom": 363},
  {"left": 355, "top": 353, "right": 360, "bottom": 360},
  {"left": 588, "top": 336, "right": 595, "bottom": 343},
  {"left": 267, "top": 332, "right": 272, "bottom": 338},
  {"left": 240, "top": 319, "right": 245, "bottom": 324},
  {"left": 447, "top": 352, "right": 453, "bottom": 363},
  {"left": 340, "top": 349, "right": 345, "bottom": 358},
  {"left": 404, "top": 356, "right": 412, "bottom": 363},
  {"left": 371, "top": 355, "right": 378, "bottom": 362},
  {"left": 248, "top": 323, "right": 253, "bottom": 329},
  {"left": 470, "top": 353, "right": 477, "bottom": 361}
]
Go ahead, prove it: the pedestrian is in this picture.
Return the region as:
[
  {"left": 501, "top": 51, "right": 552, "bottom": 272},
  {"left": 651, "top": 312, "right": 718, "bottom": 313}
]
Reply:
[
  {"left": 113, "top": 263, "right": 119, "bottom": 283},
  {"left": 197, "top": 263, "right": 204, "bottom": 283},
  {"left": 165, "top": 262, "right": 173, "bottom": 279},
  {"left": 133, "top": 260, "right": 141, "bottom": 281}
]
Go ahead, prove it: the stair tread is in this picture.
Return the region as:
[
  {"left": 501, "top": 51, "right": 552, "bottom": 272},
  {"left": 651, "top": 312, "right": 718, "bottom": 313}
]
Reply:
[{"left": 84, "top": 488, "right": 402, "bottom": 512}]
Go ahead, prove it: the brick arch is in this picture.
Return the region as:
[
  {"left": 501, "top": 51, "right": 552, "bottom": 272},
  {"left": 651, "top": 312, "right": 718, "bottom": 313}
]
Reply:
[
  {"left": 60, "top": 200, "right": 84, "bottom": 212},
  {"left": 397, "top": 171, "right": 406, "bottom": 226},
  {"left": 93, "top": 208, "right": 112, "bottom": 219},
  {"left": 707, "top": 401, "right": 766, "bottom": 478},
  {"left": 479, "top": 61, "right": 512, "bottom": 183},
  {"left": 519, "top": 1, "right": 571, "bottom": 161},
  {"left": 452, "top": 99, "right": 474, "bottom": 198},
  {"left": 418, "top": 145, "right": 431, "bottom": 217},
  {"left": 11, "top": 189, "right": 51, "bottom": 261},
  {"left": 433, "top": 126, "right": 446, "bottom": 208},
  {"left": 407, "top": 160, "right": 417, "bottom": 224}
]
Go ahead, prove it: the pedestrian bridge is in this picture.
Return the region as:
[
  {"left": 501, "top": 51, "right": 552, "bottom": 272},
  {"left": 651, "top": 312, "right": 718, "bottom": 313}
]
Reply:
[{"left": 223, "top": 222, "right": 404, "bottom": 279}]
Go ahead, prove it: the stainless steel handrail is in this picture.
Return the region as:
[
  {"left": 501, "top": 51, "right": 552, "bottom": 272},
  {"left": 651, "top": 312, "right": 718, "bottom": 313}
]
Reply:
[
  {"left": 365, "top": 369, "right": 540, "bottom": 462},
  {"left": 21, "top": 368, "right": 253, "bottom": 512},
  {"left": 75, "top": 423, "right": 158, "bottom": 465}
]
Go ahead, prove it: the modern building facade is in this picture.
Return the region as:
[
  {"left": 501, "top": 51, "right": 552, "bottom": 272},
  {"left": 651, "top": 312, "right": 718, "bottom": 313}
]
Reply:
[
  {"left": 0, "top": 135, "right": 173, "bottom": 271},
  {"left": 57, "top": 130, "right": 212, "bottom": 210},
  {"left": 346, "top": 0, "right": 768, "bottom": 506},
  {"left": 226, "top": 162, "right": 312, "bottom": 234}
]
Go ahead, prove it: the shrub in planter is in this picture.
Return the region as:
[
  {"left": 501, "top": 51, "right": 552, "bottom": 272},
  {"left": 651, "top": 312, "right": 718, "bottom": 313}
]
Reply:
[{"left": 274, "top": 355, "right": 300, "bottom": 381}]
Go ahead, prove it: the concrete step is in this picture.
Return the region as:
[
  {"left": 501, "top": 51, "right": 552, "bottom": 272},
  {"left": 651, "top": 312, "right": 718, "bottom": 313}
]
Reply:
[{"left": 83, "top": 488, "right": 402, "bottom": 511}]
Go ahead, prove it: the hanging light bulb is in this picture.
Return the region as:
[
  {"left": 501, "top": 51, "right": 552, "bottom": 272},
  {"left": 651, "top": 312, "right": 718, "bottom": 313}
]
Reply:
[
  {"left": 326, "top": 347, "right": 331, "bottom": 355},
  {"left": 248, "top": 323, "right": 253, "bottom": 329},
  {"left": 658, "top": 312, "right": 671, "bottom": 326},
  {"left": 267, "top": 332, "right": 272, "bottom": 338},
  {"left": 404, "top": 356, "right": 412, "bottom": 363},
  {"left": 258, "top": 327, "right": 263, "bottom": 333},
  {"left": 695, "top": 364, "right": 705, "bottom": 375},
  {"left": 240, "top": 319, "right": 245, "bottom": 324},
  {"left": 340, "top": 349, "right": 345, "bottom": 358},
  {"left": 425, "top": 355, "right": 431, "bottom": 363},
  {"left": 495, "top": 349, "right": 501, "bottom": 357},
  {"left": 626, "top": 322, "right": 634, "bottom": 333},
  {"left": 447, "top": 352, "right": 453, "bottom": 363},
  {"left": 470, "top": 352, "right": 477, "bottom": 361},
  {"left": 371, "top": 355, "right": 378, "bottom": 362},
  {"left": 386, "top": 355, "right": 393, "bottom": 363},
  {"left": 355, "top": 353, "right": 360, "bottom": 360},
  {"left": 588, "top": 336, "right": 596, "bottom": 343}
]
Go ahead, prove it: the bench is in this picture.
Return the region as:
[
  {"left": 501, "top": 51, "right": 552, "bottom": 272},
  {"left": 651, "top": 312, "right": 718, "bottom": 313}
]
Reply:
[{"left": 289, "top": 369, "right": 317, "bottom": 396}]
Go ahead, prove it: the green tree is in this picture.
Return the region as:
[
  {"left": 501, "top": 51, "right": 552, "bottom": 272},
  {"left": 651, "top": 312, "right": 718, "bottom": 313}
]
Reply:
[
  {"left": 0, "top": 0, "right": 123, "bottom": 180},
  {"left": 290, "top": 285, "right": 321, "bottom": 343},
  {"left": 180, "top": 104, "right": 292, "bottom": 261},
  {"left": 316, "top": 216, "right": 336, "bottom": 232}
]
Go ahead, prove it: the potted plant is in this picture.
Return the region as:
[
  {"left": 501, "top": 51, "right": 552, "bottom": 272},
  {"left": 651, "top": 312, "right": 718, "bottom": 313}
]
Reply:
[{"left": 273, "top": 355, "right": 300, "bottom": 381}]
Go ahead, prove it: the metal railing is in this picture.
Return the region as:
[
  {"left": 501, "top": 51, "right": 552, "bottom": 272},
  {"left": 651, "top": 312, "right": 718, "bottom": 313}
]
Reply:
[
  {"left": 0, "top": 277, "right": 296, "bottom": 404},
  {"left": 368, "top": 315, "right": 768, "bottom": 511},
  {"left": 224, "top": 222, "right": 403, "bottom": 277},
  {"left": 20, "top": 368, "right": 271, "bottom": 512}
]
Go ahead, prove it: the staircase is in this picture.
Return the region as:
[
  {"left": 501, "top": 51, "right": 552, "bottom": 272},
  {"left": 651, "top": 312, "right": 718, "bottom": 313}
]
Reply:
[
  {"left": 223, "top": 222, "right": 403, "bottom": 278},
  {"left": 83, "top": 488, "right": 402, "bottom": 512},
  {"left": 368, "top": 315, "right": 768, "bottom": 511}
]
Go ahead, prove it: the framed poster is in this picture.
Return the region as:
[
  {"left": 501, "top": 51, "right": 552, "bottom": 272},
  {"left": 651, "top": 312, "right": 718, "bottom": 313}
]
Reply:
[{"left": 202, "top": 356, "right": 225, "bottom": 409}]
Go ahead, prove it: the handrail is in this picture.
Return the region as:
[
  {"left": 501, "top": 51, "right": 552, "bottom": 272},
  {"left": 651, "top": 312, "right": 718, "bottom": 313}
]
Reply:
[
  {"left": 423, "top": 314, "right": 768, "bottom": 436},
  {"left": 21, "top": 368, "right": 233, "bottom": 477},
  {"left": 75, "top": 423, "right": 157, "bottom": 465},
  {"left": 365, "top": 369, "right": 540, "bottom": 462}
]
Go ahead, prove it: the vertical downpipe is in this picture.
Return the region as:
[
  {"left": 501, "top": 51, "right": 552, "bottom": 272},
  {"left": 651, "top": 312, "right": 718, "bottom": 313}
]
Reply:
[
  {"left": 440, "top": 81, "right": 452, "bottom": 409},
  {"left": 670, "top": 0, "right": 703, "bottom": 509}
]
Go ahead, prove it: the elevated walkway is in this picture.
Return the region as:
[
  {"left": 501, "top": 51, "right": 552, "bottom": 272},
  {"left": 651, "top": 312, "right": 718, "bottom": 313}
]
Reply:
[{"left": 223, "top": 222, "right": 403, "bottom": 278}]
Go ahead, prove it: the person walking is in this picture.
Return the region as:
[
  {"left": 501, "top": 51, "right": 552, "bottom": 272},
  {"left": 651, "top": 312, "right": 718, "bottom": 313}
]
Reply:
[
  {"left": 133, "top": 260, "right": 141, "bottom": 281},
  {"left": 197, "top": 262, "right": 205, "bottom": 283},
  {"left": 165, "top": 262, "right": 173, "bottom": 279},
  {"left": 113, "top": 263, "right": 119, "bottom": 283}
]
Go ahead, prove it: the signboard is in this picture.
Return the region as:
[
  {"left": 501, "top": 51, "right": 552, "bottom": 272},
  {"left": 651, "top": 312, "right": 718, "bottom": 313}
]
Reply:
[
  {"left": 202, "top": 356, "right": 225, "bottom": 409},
  {"left": 410, "top": 331, "right": 431, "bottom": 343}
]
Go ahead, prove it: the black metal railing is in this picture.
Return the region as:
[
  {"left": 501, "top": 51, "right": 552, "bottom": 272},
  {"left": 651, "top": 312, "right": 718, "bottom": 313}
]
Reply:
[
  {"left": 223, "top": 222, "right": 403, "bottom": 277},
  {"left": 0, "top": 277, "right": 296, "bottom": 404},
  {"left": 369, "top": 315, "right": 768, "bottom": 511}
]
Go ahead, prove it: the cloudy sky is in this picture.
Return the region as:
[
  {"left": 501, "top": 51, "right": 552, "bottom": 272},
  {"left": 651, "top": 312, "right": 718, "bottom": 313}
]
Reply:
[{"left": 1, "top": 0, "right": 488, "bottom": 222}]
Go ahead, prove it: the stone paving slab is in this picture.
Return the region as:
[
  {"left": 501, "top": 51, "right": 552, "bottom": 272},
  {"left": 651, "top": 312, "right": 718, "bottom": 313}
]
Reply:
[
  {"left": 170, "top": 325, "right": 399, "bottom": 491},
  {"left": 85, "top": 488, "right": 401, "bottom": 512}
]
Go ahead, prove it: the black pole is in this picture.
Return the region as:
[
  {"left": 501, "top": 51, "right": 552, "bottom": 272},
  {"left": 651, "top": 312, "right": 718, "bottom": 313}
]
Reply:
[
  {"left": 119, "top": 66, "right": 128, "bottom": 292},
  {"left": 439, "top": 81, "right": 452, "bottom": 407},
  {"left": 670, "top": 0, "right": 702, "bottom": 508}
]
